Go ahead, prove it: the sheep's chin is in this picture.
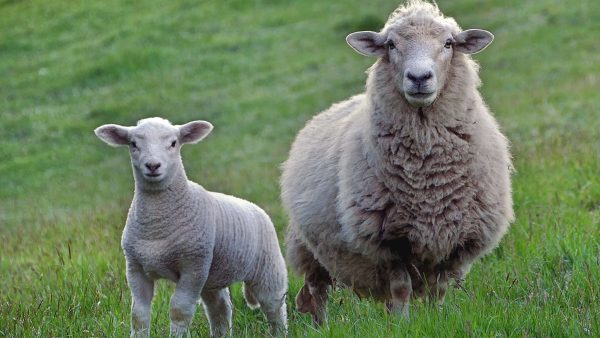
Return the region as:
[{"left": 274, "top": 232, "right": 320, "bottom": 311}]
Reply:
[{"left": 404, "top": 92, "right": 436, "bottom": 107}]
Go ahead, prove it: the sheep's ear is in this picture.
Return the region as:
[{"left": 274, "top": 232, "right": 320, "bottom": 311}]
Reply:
[
  {"left": 346, "top": 31, "right": 387, "bottom": 57},
  {"left": 454, "top": 29, "right": 494, "bottom": 54},
  {"left": 94, "top": 124, "right": 131, "bottom": 146},
  {"left": 179, "top": 121, "right": 213, "bottom": 144}
]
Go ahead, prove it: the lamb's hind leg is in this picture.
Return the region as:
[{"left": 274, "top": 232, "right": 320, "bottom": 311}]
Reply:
[
  {"left": 286, "top": 228, "right": 332, "bottom": 325},
  {"left": 200, "top": 288, "right": 233, "bottom": 338},
  {"left": 248, "top": 282, "right": 288, "bottom": 336},
  {"left": 386, "top": 262, "right": 412, "bottom": 319}
]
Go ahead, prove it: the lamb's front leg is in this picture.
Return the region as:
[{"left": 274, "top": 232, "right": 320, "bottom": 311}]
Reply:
[
  {"left": 201, "top": 288, "right": 233, "bottom": 338},
  {"left": 126, "top": 261, "right": 155, "bottom": 338},
  {"left": 170, "top": 272, "right": 207, "bottom": 337}
]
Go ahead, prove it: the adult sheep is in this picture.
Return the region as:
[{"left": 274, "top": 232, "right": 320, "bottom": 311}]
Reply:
[{"left": 281, "top": 0, "right": 513, "bottom": 323}]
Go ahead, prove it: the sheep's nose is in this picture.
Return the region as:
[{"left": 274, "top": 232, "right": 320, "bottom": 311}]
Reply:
[
  {"left": 406, "top": 70, "right": 433, "bottom": 86},
  {"left": 145, "top": 162, "right": 161, "bottom": 172}
]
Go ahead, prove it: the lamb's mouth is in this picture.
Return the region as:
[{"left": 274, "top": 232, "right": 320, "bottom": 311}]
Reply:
[{"left": 144, "top": 173, "right": 163, "bottom": 180}]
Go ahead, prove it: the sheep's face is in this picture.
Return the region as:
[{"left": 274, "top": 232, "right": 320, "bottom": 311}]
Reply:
[
  {"left": 95, "top": 117, "right": 213, "bottom": 189},
  {"left": 346, "top": 21, "right": 493, "bottom": 108}
]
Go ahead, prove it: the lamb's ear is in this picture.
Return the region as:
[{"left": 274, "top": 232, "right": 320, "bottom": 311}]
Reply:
[
  {"left": 179, "top": 121, "right": 213, "bottom": 144},
  {"left": 454, "top": 29, "right": 494, "bottom": 54},
  {"left": 346, "top": 31, "right": 387, "bottom": 57},
  {"left": 94, "top": 124, "right": 131, "bottom": 146}
]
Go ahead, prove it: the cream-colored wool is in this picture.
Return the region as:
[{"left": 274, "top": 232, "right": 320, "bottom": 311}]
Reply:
[
  {"left": 95, "top": 118, "right": 287, "bottom": 337},
  {"left": 281, "top": 0, "right": 513, "bottom": 323}
]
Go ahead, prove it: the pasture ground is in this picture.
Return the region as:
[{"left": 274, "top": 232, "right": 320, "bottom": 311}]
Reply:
[{"left": 1, "top": 0, "right": 599, "bottom": 336}]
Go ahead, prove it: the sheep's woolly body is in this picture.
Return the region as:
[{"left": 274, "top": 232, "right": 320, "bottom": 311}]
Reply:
[{"left": 282, "top": 0, "right": 513, "bottom": 303}]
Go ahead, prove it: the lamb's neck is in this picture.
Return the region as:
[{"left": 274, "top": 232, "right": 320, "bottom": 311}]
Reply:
[{"left": 131, "top": 169, "right": 198, "bottom": 231}]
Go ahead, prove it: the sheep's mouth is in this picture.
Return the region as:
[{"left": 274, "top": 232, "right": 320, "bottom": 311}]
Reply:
[
  {"left": 405, "top": 91, "right": 435, "bottom": 99},
  {"left": 405, "top": 91, "right": 436, "bottom": 107}
]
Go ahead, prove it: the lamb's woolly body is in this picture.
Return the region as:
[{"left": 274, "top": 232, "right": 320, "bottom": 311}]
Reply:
[
  {"left": 282, "top": 0, "right": 513, "bottom": 308},
  {"left": 123, "top": 180, "right": 284, "bottom": 293}
]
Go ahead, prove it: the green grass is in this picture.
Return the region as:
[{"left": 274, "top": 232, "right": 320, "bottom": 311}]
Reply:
[{"left": 1, "top": 0, "right": 599, "bottom": 336}]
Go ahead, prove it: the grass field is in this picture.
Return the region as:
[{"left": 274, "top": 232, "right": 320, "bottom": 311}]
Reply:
[{"left": 1, "top": 0, "right": 599, "bottom": 336}]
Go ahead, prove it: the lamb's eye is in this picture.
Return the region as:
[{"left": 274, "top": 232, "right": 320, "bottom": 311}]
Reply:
[
  {"left": 170, "top": 140, "right": 177, "bottom": 148},
  {"left": 387, "top": 40, "right": 396, "bottom": 50},
  {"left": 444, "top": 39, "right": 453, "bottom": 49},
  {"left": 130, "top": 141, "right": 137, "bottom": 149}
]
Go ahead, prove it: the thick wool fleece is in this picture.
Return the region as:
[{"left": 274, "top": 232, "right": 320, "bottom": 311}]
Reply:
[{"left": 281, "top": 1, "right": 513, "bottom": 302}]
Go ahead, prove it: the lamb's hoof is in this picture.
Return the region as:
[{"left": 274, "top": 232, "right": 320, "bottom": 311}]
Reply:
[
  {"left": 130, "top": 328, "right": 150, "bottom": 338},
  {"left": 169, "top": 324, "right": 190, "bottom": 338}
]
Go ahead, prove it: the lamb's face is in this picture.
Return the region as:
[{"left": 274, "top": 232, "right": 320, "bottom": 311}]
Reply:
[
  {"left": 346, "top": 15, "right": 493, "bottom": 108},
  {"left": 95, "top": 117, "right": 213, "bottom": 189},
  {"left": 128, "top": 121, "right": 182, "bottom": 184}
]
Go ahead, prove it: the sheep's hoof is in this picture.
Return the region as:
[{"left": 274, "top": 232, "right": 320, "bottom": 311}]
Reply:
[
  {"left": 385, "top": 300, "right": 410, "bottom": 320},
  {"left": 295, "top": 284, "right": 316, "bottom": 315},
  {"left": 296, "top": 284, "right": 328, "bottom": 326}
]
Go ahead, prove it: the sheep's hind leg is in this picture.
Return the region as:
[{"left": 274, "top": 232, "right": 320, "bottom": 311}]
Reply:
[
  {"left": 286, "top": 230, "right": 332, "bottom": 325},
  {"left": 297, "top": 264, "right": 332, "bottom": 326},
  {"left": 200, "top": 288, "right": 233, "bottom": 338},
  {"left": 386, "top": 262, "right": 412, "bottom": 319}
]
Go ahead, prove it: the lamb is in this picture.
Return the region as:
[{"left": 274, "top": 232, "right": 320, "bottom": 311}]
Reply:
[
  {"left": 94, "top": 117, "right": 287, "bottom": 337},
  {"left": 281, "top": 0, "right": 513, "bottom": 324}
]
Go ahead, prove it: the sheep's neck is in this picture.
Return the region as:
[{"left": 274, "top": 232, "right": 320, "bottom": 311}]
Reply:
[
  {"left": 364, "top": 61, "right": 475, "bottom": 198},
  {"left": 365, "top": 55, "right": 479, "bottom": 127}
]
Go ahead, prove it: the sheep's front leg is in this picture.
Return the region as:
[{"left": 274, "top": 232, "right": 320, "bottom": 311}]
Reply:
[
  {"left": 170, "top": 272, "right": 206, "bottom": 337},
  {"left": 428, "top": 271, "right": 449, "bottom": 307},
  {"left": 126, "top": 261, "right": 155, "bottom": 338},
  {"left": 386, "top": 263, "right": 412, "bottom": 319}
]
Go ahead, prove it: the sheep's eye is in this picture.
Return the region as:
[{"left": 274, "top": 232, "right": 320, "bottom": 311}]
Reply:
[
  {"left": 170, "top": 140, "right": 177, "bottom": 148},
  {"left": 387, "top": 40, "right": 396, "bottom": 50},
  {"left": 130, "top": 141, "right": 137, "bottom": 149},
  {"left": 444, "top": 39, "right": 453, "bottom": 49}
]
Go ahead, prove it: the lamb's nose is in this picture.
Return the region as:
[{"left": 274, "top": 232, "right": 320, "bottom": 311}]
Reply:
[
  {"left": 406, "top": 71, "right": 433, "bottom": 86},
  {"left": 145, "top": 162, "right": 161, "bottom": 172}
]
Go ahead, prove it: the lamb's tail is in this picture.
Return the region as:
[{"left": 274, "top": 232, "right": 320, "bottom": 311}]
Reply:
[{"left": 243, "top": 282, "right": 261, "bottom": 310}]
